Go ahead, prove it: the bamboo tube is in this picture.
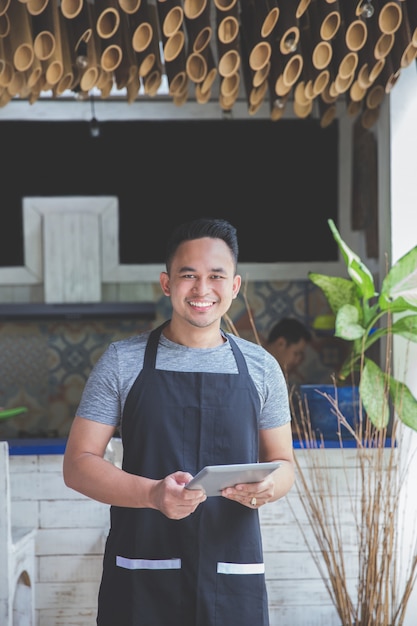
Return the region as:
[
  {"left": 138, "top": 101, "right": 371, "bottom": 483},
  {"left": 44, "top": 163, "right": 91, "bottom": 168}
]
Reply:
[
  {"left": 100, "top": 42, "right": 123, "bottom": 72},
  {"left": 296, "top": 0, "right": 311, "bottom": 19},
  {"left": 344, "top": 17, "right": 367, "bottom": 51},
  {"left": 96, "top": 0, "right": 120, "bottom": 39},
  {"left": 63, "top": 2, "right": 93, "bottom": 62},
  {"left": 253, "top": 61, "right": 270, "bottom": 88},
  {"left": 43, "top": 2, "right": 65, "bottom": 85},
  {"left": 294, "top": 79, "right": 310, "bottom": 105},
  {"left": 213, "top": 0, "right": 238, "bottom": 13},
  {"left": 98, "top": 73, "right": 114, "bottom": 97},
  {"left": 0, "top": 11, "right": 9, "bottom": 37},
  {"left": 350, "top": 78, "right": 367, "bottom": 102},
  {"left": 313, "top": 68, "right": 330, "bottom": 95},
  {"left": 194, "top": 81, "right": 211, "bottom": 103},
  {"left": 60, "top": 0, "right": 84, "bottom": 19},
  {"left": 79, "top": 28, "right": 100, "bottom": 90},
  {"left": 375, "top": 0, "right": 403, "bottom": 35},
  {"left": 282, "top": 51, "right": 303, "bottom": 88},
  {"left": 126, "top": 72, "right": 140, "bottom": 102},
  {"left": 26, "top": 0, "right": 49, "bottom": 16},
  {"left": 312, "top": 40, "right": 333, "bottom": 70},
  {"left": 308, "top": 0, "right": 340, "bottom": 42},
  {"left": 7, "top": 69, "right": 25, "bottom": 96},
  {"left": 361, "top": 105, "right": 380, "bottom": 128},
  {"left": 406, "top": 1, "right": 417, "bottom": 44},
  {"left": 200, "top": 64, "right": 217, "bottom": 93},
  {"left": 366, "top": 83, "right": 385, "bottom": 108},
  {"left": 27, "top": 53, "right": 42, "bottom": 87},
  {"left": 0, "top": 36, "right": 14, "bottom": 86},
  {"left": 0, "top": 87, "right": 12, "bottom": 107},
  {"left": 118, "top": 0, "right": 141, "bottom": 14},
  {"left": 375, "top": 32, "right": 394, "bottom": 58},
  {"left": 7, "top": 0, "right": 35, "bottom": 71},
  {"left": 183, "top": 0, "right": 211, "bottom": 52},
  {"left": 271, "top": 0, "right": 300, "bottom": 54},
  {"left": 388, "top": 8, "right": 414, "bottom": 70},
  {"left": 186, "top": 51, "right": 207, "bottom": 82},
  {"left": 334, "top": 69, "right": 354, "bottom": 93},
  {"left": 143, "top": 66, "right": 162, "bottom": 94},
  {"left": 293, "top": 97, "right": 313, "bottom": 118},
  {"left": 193, "top": 25, "right": 211, "bottom": 52},
  {"left": 164, "top": 30, "right": 187, "bottom": 92},
  {"left": 0, "top": 0, "right": 10, "bottom": 16},
  {"left": 346, "top": 97, "right": 363, "bottom": 117},
  {"left": 269, "top": 86, "right": 289, "bottom": 121},
  {"left": 319, "top": 101, "right": 337, "bottom": 128},
  {"left": 220, "top": 71, "right": 239, "bottom": 97},
  {"left": 156, "top": 0, "right": 184, "bottom": 39},
  {"left": 113, "top": 12, "right": 139, "bottom": 88},
  {"left": 218, "top": 48, "right": 240, "bottom": 77},
  {"left": 173, "top": 82, "right": 189, "bottom": 106},
  {"left": 32, "top": 2, "right": 56, "bottom": 61}
]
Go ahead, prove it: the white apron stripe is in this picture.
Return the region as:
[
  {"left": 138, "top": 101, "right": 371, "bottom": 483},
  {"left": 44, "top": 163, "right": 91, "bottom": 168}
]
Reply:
[
  {"left": 217, "top": 562, "right": 265, "bottom": 575},
  {"left": 116, "top": 556, "right": 181, "bottom": 570}
]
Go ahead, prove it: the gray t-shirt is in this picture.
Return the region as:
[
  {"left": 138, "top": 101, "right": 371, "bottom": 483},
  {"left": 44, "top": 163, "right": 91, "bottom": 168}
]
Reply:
[{"left": 76, "top": 330, "right": 291, "bottom": 431}]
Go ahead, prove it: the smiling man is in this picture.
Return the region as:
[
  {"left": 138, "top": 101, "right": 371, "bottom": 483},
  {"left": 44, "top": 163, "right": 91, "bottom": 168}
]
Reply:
[{"left": 63, "top": 217, "right": 295, "bottom": 626}]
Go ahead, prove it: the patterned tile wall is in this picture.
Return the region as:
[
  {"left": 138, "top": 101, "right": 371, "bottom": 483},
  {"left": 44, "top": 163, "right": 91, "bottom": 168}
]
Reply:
[{"left": 0, "top": 280, "right": 346, "bottom": 439}]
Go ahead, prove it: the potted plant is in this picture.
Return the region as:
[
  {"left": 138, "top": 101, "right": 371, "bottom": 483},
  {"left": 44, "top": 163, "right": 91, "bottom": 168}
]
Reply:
[
  {"left": 285, "top": 220, "right": 417, "bottom": 625},
  {"left": 304, "top": 218, "right": 417, "bottom": 434}
]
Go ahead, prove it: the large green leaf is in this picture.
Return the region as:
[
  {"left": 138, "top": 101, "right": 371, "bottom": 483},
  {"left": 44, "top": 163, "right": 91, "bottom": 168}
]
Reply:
[
  {"left": 328, "top": 219, "right": 376, "bottom": 300},
  {"left": 359, "top": 359, "right": 390, "bottom": 428},
  {"left": 379, "top": 245, "right": 417, "bottom": 312},
  {"left": 335, "top": 304, "right": 366, "bottom": 340},
  {"left": 391, "top": 315, "right": 417, "bottom": 342},
  {"left": 308, "top": 273, "right": 360, "bottom": 316},
  {"left": 388, "top": 377, "right": 417, "bottom": 432}
]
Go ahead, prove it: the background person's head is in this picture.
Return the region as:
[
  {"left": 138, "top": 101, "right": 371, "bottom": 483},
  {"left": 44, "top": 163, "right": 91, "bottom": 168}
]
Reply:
[{"left": 265, "top": 318, "right": 312, "bottom": 375}]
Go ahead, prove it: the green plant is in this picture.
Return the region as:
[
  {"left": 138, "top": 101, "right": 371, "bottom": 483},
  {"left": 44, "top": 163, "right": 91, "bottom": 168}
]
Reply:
[{"left": 309, "top": 219, "right": 417, "bottom": 432}]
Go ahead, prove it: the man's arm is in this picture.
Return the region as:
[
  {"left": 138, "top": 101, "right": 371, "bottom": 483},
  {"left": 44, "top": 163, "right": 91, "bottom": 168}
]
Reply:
[{"left": 63, "top": 416, "right": 206, "bottom": 518}]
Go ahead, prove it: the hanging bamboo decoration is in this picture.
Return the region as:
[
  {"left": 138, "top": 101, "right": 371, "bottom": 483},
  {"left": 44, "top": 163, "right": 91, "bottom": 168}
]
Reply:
[
  {"left": 118, "top": 0, "right": 141, "bottom": 14},
  {"left": 375, "top": 0, "right": 403, "bottom": 35},
  {"left": 163, "top": 29, "right": 187, "bottom": 95},
  {"left": 137, "top": 3, "right": 163, "bottom": 80},
  {"left": 43, "top": 0, "right": 64, "bottom": 85},
  {"left": 31, "top": 1, "right": 56, "bottom": 62},
  {"left": 0, "top": 11, "right": 9, "bottom": 37},
  {"left": 0, "top": 0, "right": 10, "bottom": 16},
  {"left": 183, "top": 0, "right": 211, "bottom": 53},
  {"left": 60, "top": 0, "right": 84, "bottom": 19},
  {"left": 7, "top": 0, "right": 35, "bottom": 71},
  {"left": 96, "top": 0, "right": 120, "bottom": 39},
  {"left": 270, "top": 0, "right": 300, "bottom": 55},
  {"left": 26, "top": 0, "right": 49, "bottom": 17},
  {"left": 0, "top": 35, "right": 14, "bottom": 87},
  {"left": 114, "top": 10, "right": 138, "bottom": 86},
  {"left": 62, "top": 1, "right": 92, "bottom": 66},
  {"left": 156, "top": 0, "right": 184, "bottom": 40}
]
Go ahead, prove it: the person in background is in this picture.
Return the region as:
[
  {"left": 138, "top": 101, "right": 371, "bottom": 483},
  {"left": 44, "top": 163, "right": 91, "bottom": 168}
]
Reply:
[
  {"left": 264, "top": 317, "right": 312, "bottom": 380},
  {"left": 63, "top": 217, "right": 295, "bottom": 626}
]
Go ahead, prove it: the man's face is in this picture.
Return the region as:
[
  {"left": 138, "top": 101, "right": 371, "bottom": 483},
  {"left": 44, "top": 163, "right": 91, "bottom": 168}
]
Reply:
[
  {"left": 271, "top": 337, "right": 308, "bottom": 374},
  {"left": 160, "top": 237, "right": 241, "bottom": 330}
]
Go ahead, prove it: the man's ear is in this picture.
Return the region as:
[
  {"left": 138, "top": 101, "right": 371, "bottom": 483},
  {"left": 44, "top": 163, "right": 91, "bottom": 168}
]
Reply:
[
  {"left": 232, "top": 274, "right": 241, "bottom": 299},
  {"left": 160, "top": 271, "right": 170, "bottom": 296}
]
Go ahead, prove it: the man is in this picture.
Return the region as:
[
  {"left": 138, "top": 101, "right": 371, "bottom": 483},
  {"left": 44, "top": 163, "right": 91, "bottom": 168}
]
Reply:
[
  {"left": 264, "top": 317, "right": 312, "bottom": 379},
  {"left": 63, "top": 218, "right": 295, "bottom": 626}
]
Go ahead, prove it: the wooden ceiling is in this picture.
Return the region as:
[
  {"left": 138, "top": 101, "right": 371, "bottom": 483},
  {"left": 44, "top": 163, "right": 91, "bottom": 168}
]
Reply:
[{"left": 0, "top": 0, "right": 416, "bottom": 128}]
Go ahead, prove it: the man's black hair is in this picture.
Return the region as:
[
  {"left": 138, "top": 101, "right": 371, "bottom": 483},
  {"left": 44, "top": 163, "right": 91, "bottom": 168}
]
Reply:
[
  {"left": 267, "top": 317, "right": 312, "bottom": 345},
  {"left": 165, "top": 218, "right": 239, "bottom": 273}
]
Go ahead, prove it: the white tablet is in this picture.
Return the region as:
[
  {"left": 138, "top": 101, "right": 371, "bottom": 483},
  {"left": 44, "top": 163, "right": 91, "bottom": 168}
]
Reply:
[{"left": 185, "top": 461, "right": 281, "bottom": 497}]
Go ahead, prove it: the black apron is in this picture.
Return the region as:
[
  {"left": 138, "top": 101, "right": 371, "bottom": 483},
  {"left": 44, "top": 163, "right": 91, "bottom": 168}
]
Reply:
[{"left": 97, "top": 322, "right": 270, "bottom": 626}]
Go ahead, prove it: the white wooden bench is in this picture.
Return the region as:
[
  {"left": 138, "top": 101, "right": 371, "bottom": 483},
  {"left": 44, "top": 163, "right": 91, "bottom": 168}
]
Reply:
[{"left": 0, "top": 441, "right": 36, "bottom": 626}]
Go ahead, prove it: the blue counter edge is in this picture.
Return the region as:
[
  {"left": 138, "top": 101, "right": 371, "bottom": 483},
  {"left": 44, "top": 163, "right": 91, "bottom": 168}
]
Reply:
[
  {"left": 7, "top": 438, "right": 67, "bottom": 455},
  {"left": 5, "top": 437, "right": 393, "bottom": 455}
]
